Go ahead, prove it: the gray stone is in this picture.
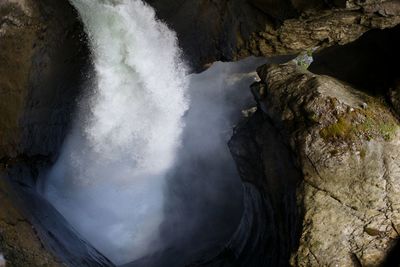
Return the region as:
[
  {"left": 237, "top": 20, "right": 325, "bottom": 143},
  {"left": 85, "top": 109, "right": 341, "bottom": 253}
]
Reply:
[
  {"left": 146, "top": 0, "right": 400, "bottom": 70},
  {"left": 231, "top": 62, "right": 400, "bottom": 266}
]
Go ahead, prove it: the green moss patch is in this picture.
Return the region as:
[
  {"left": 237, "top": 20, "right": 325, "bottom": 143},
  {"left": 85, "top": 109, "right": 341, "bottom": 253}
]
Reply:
[
  {"left": 320, "top": 117, "right": 352, "bottom": 139},
  {"left": 320, "top": 98, "right": 399, "bottom": 142}
]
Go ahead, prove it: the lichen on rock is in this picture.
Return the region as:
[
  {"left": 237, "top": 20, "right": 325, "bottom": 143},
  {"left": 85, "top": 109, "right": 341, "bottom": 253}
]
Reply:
[{"left": 231, "top": 62, "right": 400, "bottom": 266}]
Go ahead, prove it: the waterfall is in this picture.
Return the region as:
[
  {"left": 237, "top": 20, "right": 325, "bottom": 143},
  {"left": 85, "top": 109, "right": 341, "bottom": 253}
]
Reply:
[{"left": 40, "top": 0, "right": 188, "bottom": 264}]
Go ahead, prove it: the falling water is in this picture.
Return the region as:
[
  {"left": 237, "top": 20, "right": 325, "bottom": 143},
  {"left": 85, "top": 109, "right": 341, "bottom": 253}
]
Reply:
[{"left": 40, "top": 0, "right": 188, "bottom": 264}]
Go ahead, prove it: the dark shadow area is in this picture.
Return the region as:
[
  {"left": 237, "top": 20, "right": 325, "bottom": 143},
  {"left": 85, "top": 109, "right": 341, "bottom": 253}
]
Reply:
[
  {"left": 125, "top": 57, "right": 266, "bottom": 267},
  {"left": 145, "top": 0, "right": 273, "bottom": 70},
  {"left": 310, "top": 24, "right": 400, "bottom": 96},
  {"left": 125, "top": 55, "right": 298, "bottom": 267},
  {"left": 155, "top": 104, "right": 304, "bottom": 267},
  {"left": 4, "top": 161, "right": 113, "bottom": 266},
  {"left": 381, "top": 238, "right": 400, "bottom": 267},
  {"left": 145, "top": 0, "right": 348, "bottom": 71},
  {"left": 225, "top": 110, "right": 303, "bottom": 267},
  {"left": 0, "top": 0, "right": 113, "bottom": 265},
  {"left": 20, "top": 0, "right": 92, "bottom": 159}
]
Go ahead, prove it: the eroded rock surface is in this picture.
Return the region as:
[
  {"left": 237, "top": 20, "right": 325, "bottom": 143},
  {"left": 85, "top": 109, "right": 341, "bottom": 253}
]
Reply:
[
  {"left": 230, "top": 62, "right": 400, "bottom": 266},
  {"left": 146, "top": 0, "right": 400, "bottom": 70}
]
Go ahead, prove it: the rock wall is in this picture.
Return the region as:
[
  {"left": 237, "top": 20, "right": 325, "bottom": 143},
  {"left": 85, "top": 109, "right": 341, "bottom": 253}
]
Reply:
[
  {"left": 0, "top": 1, "right": 113, "bottom": 266},
  {"left": 1, "top": 0, "right": 400, "bottom": 266},
  {"left": 227, "top": 62, "right": 400, "bottom": 266},
  {"left": 0, "top": 0, "right": 40, "bottom": 159},
  {"left": 226, "top": 112, "right": 303, "bottom": 266},
  {"left": 0, "top": 0, "right": 90, "bottom": 160},
  {"left": 0, "top": 0, "right": 64, "bottom": 265},
  {"left": 146, "top": 0, "right": 400, "bottom": 70}
]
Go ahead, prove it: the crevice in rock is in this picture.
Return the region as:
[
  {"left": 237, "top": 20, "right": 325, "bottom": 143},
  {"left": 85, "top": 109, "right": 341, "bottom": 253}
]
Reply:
[
  {"left": 303, "top": 179, "right": 364, "bottom": 218},
  {"left": 310, "top": 24, "right": 400, "bottom": 113}
]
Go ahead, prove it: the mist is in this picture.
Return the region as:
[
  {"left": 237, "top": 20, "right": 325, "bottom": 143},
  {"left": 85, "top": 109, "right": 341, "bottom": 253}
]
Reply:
[
  {"left": 134, "top": 57, "right": 268, "bottom": 266},
  {"left": 38, "top": 0, "right": 268, "bottom": 265},
  {"left": 39, "top": 0, "right": 188, "bottom": 264}
]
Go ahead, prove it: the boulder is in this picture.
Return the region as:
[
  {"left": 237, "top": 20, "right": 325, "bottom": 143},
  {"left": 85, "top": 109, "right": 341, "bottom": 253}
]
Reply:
[{"left": 229, "top": 62, "right": 400, "bottom": 266}]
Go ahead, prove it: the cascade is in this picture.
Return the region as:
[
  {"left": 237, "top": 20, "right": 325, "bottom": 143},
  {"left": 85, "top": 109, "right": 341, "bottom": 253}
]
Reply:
[{"left": 40, "top": 0, "right": 188, "bottom": 264}]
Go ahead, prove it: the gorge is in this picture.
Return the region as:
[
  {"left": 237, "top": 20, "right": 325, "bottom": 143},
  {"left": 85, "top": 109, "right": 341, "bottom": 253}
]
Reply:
[{"left": 1, "top": 0, "right": 400, "bottom": 267}]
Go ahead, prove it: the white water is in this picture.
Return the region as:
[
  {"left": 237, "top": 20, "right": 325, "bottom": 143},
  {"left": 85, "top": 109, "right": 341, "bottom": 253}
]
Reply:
[{"left": 41, "top": 0, "right": 188, "bottom": 264}]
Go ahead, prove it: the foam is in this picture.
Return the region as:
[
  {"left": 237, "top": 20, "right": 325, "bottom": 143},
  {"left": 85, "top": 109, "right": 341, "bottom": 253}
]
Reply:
[{"left": 41, "top": 0, "right": 188, "bottom": 264}]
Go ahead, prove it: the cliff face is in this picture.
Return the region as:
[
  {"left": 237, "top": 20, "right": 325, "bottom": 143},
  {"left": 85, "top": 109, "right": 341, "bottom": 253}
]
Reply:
[
  {"left": 0, "top": 0, "right": 39, "bottom": 159},
  {"left": 146, "top": 0, "right": 400, "bottom": 70},
  {"left": 0, "top": 1, "right": 112, "bottom": 266},
  {"left": 1, "top": 0, "right": 400, "bottom": 266},
  {"left": 0, "top": 1, "right": 63, "bottom": 265},
  {"left": 0, "top": 0, "right": 89, "bottom": 160},
  {"left": 225, "top": 62, "right": 400, "bottom": 266}
]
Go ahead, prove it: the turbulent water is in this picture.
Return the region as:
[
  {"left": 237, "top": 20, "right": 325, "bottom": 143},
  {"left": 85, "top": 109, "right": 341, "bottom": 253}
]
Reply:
[{"left": 40, "top": 0, "right": 188, "bottom": 264}]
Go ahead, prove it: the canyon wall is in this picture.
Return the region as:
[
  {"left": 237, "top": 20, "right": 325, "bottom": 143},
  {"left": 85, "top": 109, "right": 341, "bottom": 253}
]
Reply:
[
  {"left": 0, "top": 0, "right": 89, "bottom": 160},
  {"left": 147, "top": 0, "right": 400, "bottom": 70},
  {"left": 1, "top": 0, "right": 400, "bottom": 266},
  {"left": 236, "top": 62, "right": 400, "bottom": 266},
  {"left": 0, "top": 1, "right": 112, "bottom": 266}
]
